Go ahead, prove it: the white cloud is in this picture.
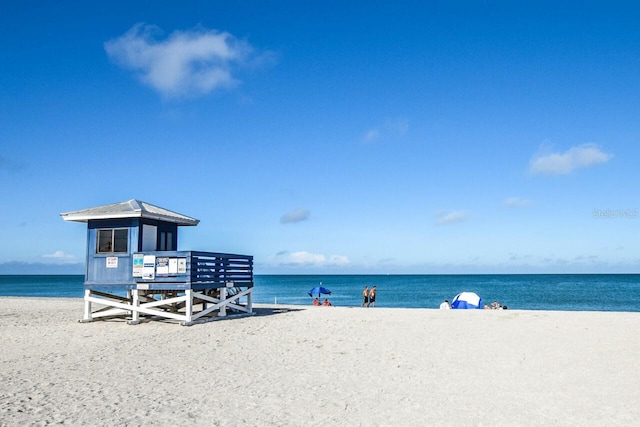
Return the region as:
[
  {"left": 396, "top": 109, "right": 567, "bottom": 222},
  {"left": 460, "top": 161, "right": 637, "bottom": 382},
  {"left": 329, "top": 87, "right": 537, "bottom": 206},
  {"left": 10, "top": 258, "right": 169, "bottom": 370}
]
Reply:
[
  {"left": 503, "top": 197, "right": 532, "bottom": 208},
  {"left": 275, "top": 251, "right": 350, "bottom": 267},
  {"left": 327, "top": 255, "right": 350, "bottom": 265},
  {"left": 280, "top": 209, "right": 310, "bottom": 224},
  {"left": 529, "top": 143, "right": 612, "bottom": 175},
  {"left": 436, "top": 210, "right": 468, "bottom": 225},
  {"left": 362, "top": 117, "right": 409, "bottom": 143},
  {"left": 105, "top": 24, "right": 256, "bottom": 98},
  {"left": 43, "top": 251, "right": 77, "bottom": 263},
  {"left": 364, "top": 129, "right": 382, "bottom": 142}
]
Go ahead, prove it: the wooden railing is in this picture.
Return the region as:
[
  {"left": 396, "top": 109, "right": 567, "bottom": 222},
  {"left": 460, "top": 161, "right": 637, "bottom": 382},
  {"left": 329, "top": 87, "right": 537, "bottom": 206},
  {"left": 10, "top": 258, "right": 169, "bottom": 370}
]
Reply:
[
  {"left": 190, "top": 251, "right": 253, "bottom": 287},
  {"left": 130, "top": 250, "right": 253, "bottom": 290}
]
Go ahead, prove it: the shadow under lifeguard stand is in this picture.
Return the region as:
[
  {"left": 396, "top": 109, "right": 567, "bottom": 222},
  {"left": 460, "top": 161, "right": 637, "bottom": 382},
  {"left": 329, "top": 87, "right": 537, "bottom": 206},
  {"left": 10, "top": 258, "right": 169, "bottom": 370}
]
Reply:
[{"left": 61, "top": 199, "right": 254, "bottom": 325}]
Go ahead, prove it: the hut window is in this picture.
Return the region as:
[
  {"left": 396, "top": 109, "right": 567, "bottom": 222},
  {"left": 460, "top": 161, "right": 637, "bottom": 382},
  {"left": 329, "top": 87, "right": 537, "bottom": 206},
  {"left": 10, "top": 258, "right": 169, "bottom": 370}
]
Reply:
[
  {"left": 97, "top": 228, "right": 128, "bottom": 254},
  {"left": 159, "top": 231, "right": 173, "bottom": 251}
]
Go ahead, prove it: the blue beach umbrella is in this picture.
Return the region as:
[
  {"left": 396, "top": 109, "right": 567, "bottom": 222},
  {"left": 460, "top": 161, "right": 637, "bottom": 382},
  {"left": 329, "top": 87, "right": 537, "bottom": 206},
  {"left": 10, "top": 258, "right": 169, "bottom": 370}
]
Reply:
[
  {"left": 451, "top": 292, "right": 483, "bottom": 309},
  {"left": 308, "top": 286, "right": 332, "bottom": 298}
]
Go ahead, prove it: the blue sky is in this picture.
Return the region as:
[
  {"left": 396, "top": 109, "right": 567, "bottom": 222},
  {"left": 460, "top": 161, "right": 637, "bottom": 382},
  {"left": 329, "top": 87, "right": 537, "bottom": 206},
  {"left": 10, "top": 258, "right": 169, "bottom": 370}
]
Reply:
[{"left": 1, "top": 1, "right": 638, "bottom": 274}]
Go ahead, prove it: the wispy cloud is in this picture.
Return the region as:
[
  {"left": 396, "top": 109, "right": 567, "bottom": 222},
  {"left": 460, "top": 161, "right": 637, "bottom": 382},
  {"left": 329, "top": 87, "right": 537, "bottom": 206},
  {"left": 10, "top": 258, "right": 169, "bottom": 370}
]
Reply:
[
  {"left": 363, "top": 129, "right": 382, "bottom": 142},
  {"left": 436, "top": 210, "right": 469, "bottom": 225},
  {"left": 275, "top": 251, "right": 350, "bottom": 267},
  {"left": 280, "top": 209, "right": 310, "bottom": 224},
  {"left": 362, "top": 117, "right": 409, "bottom": 143},
  {"left": 43, "top": 251, "right": 77, "bottom": 263},
  {"left": 105, "top": 23, "right": 266, "bottom": 98},
  {"left": 503, "top": 197, "right": 532, "bottom": 208},
  {"left": 529, "top": 143, "right": 612, "bottom": 175}
]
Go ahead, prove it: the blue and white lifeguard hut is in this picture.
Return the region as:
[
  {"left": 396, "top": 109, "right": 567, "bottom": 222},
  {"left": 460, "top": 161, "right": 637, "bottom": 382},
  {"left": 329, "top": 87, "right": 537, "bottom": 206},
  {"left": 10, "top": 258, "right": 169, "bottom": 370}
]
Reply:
[{"left": 61, "top": 199, "right": 254, "bottom": 325}]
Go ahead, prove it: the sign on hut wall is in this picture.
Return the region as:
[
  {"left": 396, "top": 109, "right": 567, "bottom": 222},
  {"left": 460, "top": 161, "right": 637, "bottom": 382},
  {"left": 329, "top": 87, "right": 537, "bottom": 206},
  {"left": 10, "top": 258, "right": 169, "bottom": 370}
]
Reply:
[
  {"left": 142, "top": 255, "right": 156, "bottom": 280},
  {"left": 156, "top": 257, "right": 170, "bottom": 276},
  {"left": 132, "top": 254, "right": 144, "bottom": 277},
  {"left": 133, "top": 253, "right": 188, "bottom": 279}
]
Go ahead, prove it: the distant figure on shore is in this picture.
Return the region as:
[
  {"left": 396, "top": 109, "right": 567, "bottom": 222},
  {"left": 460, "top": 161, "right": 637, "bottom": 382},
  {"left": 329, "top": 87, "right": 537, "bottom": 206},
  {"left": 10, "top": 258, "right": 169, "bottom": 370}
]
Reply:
[
  {"left": 484, "top": 304, "right": 491, "bottom": 310},
  {"left": 439, "top": 300, "right": 451, "bottom": 309},
  {"left": 369, "top": 286, "right": 377, "bottom": 308},
  {"left": 323, "top": 298, "right": 332, "bottom": 306},
  {"left": 491, "top": 301, "right": 501, "bottom": 310},
  {"left": 362, "top": 286, "right": 369, "bottom": 307},
  {"left": 313, "top": 298, "right": 320, "bottom": 306}
]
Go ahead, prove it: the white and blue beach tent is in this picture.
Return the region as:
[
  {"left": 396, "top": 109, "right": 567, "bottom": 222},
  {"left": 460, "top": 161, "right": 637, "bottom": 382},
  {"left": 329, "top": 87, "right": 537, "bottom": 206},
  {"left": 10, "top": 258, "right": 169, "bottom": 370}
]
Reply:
[{"left": 451, "top": 292, "right": 483, "bottom": 309}]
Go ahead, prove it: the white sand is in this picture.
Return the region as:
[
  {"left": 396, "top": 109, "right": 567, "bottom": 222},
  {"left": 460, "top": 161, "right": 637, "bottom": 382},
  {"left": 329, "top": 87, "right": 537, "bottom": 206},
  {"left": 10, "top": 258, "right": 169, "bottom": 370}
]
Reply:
[{"left": 1, "top": 297, "right": 639, "bottom": 426}]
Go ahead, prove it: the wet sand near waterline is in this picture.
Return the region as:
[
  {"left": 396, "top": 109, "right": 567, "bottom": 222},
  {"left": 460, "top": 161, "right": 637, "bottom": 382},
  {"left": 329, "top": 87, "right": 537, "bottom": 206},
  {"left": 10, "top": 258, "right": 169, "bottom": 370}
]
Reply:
[{"left": 1, "top": 297, "right": 639, "bottom": 426}]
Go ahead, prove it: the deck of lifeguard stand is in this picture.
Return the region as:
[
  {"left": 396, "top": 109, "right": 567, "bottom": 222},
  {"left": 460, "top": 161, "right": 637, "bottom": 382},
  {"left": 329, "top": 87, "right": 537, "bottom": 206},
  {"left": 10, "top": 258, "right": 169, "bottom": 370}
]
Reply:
[{"left": 81, "top": 251, "right": 254, "bottom": 326}]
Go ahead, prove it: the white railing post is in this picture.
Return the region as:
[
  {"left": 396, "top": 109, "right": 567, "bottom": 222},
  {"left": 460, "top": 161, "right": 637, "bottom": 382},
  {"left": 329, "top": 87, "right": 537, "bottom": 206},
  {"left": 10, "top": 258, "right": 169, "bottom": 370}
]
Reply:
[
  {"left": 131, "top": 289, "right": 140, "bottom": 323},
  {"left": 185, "top": 289, "right": 193, "bottom": 322},
  {"left": 83, "top": 289, "right": 92, "bottom": 321},
  {"left": 219, "top": 287, "right": 227, "bottom": 317}
]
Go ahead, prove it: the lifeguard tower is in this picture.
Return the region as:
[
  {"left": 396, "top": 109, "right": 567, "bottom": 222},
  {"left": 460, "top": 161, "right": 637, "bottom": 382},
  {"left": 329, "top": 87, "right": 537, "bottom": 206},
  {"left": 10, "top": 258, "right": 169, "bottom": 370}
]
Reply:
[{"left": 61, "top": 199, "right": 254, "bottom": 325}]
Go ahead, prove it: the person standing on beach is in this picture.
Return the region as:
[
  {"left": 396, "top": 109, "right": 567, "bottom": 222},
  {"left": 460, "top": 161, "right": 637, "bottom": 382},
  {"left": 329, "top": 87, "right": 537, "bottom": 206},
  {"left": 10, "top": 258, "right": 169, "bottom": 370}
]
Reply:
[
  {"left": 362, "top": 286, "right": 369, "bottom": 307},
  {"left": 369, "top": 286, "right": 377, "bottom": 308}
]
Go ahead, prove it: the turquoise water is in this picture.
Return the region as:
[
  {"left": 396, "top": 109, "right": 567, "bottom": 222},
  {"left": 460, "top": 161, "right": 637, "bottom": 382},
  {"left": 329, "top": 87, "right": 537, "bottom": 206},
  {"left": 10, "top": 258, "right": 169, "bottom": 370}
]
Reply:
[{"left": 1, "top": 274, "right": 639, "bottom": 312}]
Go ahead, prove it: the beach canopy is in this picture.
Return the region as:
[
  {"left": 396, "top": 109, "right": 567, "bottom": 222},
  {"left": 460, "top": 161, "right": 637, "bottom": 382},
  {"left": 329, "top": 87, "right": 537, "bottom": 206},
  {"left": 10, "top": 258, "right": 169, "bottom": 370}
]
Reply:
[
  {"left": 308, "top": 286, "right": 332, "bottom": 298},
  {"left": 451, "top": 292, "right": 483, "bottom": 309}
]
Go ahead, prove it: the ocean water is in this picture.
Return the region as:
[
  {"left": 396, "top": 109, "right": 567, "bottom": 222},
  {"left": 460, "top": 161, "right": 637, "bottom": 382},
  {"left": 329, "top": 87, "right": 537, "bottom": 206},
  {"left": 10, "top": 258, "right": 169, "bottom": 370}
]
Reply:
[{"left": 1, "top": 274, "right": 639, "bottom": 312}]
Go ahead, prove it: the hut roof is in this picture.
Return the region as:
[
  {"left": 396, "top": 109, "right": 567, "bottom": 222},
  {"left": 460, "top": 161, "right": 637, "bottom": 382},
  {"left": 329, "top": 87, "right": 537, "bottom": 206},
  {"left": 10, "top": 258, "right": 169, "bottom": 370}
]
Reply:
[{"left": 60, "top": 199, "right": 200, "bottom": 226}]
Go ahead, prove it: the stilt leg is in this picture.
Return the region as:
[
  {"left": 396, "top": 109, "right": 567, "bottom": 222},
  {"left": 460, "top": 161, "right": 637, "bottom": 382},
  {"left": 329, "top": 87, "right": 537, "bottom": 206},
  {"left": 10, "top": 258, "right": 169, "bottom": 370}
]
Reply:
[
  {"left": 219, "top": 287, "right": 227, "bottom": 317},
  {"left": 129, "top": 289, "right": 140, "bottom": 325},
  {"left": 185, "top": 290, "right": 193, "bottom": 323},
  {"left": 81, "top": 289, "right": 92, "bottom": 322}
]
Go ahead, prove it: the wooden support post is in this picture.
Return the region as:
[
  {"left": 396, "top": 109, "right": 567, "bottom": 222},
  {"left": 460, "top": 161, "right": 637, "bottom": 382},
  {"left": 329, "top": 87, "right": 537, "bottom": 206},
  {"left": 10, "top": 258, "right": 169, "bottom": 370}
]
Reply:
[
  {"left": 247, "top": 288, "right": 253, "bottom": 313},
  {"left": 81, "top": 289, "right": 92, "bottom": 322},
  {"left": 129, "top": 288, "right": 140, "bottom": 325},
  {"left": 219, "top": 287, "right": 227, "bottom": 317},
  {"left": 185, "top": 289, "right": 193, "bottom": 323}
]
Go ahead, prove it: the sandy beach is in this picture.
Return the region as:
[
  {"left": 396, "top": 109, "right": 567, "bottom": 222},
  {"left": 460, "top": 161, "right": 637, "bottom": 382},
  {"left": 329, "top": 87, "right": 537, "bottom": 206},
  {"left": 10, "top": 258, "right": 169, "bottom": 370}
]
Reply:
[{"left": 1, "top": 297, "right": 639, "bottom": 426}]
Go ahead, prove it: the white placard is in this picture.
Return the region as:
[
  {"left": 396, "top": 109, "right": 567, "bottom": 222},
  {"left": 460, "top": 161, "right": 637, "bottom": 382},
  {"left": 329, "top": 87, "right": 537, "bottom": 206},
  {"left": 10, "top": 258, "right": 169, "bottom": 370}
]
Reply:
[
  {"left": 106, "top": 257, "right": 118, "bottom": 268},
  {"left": 132, "top": 254, "right": 144, "bottom": 277},
  {"left": 177, "top": 258, "right": 187, "bottom": 274},
  {"left": 142, "top": 255, "right": 156, "bottom": 280},
  {"left": 156, "top": 257, "right": 169, "bottom": 276},
  {"left": 169, "top": 258, "right": 178, "bottom": 274}
]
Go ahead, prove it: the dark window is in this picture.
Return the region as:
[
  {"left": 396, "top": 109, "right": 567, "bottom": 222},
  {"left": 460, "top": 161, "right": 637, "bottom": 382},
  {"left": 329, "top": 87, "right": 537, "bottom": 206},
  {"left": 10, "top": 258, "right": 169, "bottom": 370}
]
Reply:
[
  {"left": 159, "top": 231, "right": 173, "bottom": 251},
  {"left": 97, "top": 228, "right": 128, "bottom": 254}
]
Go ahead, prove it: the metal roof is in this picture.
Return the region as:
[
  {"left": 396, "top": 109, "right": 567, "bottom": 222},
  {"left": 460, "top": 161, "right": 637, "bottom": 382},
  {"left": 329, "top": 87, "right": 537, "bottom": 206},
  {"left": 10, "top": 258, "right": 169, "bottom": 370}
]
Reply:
[{"left": 60, "top": 199, "right": 200, "bottom": 226}]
